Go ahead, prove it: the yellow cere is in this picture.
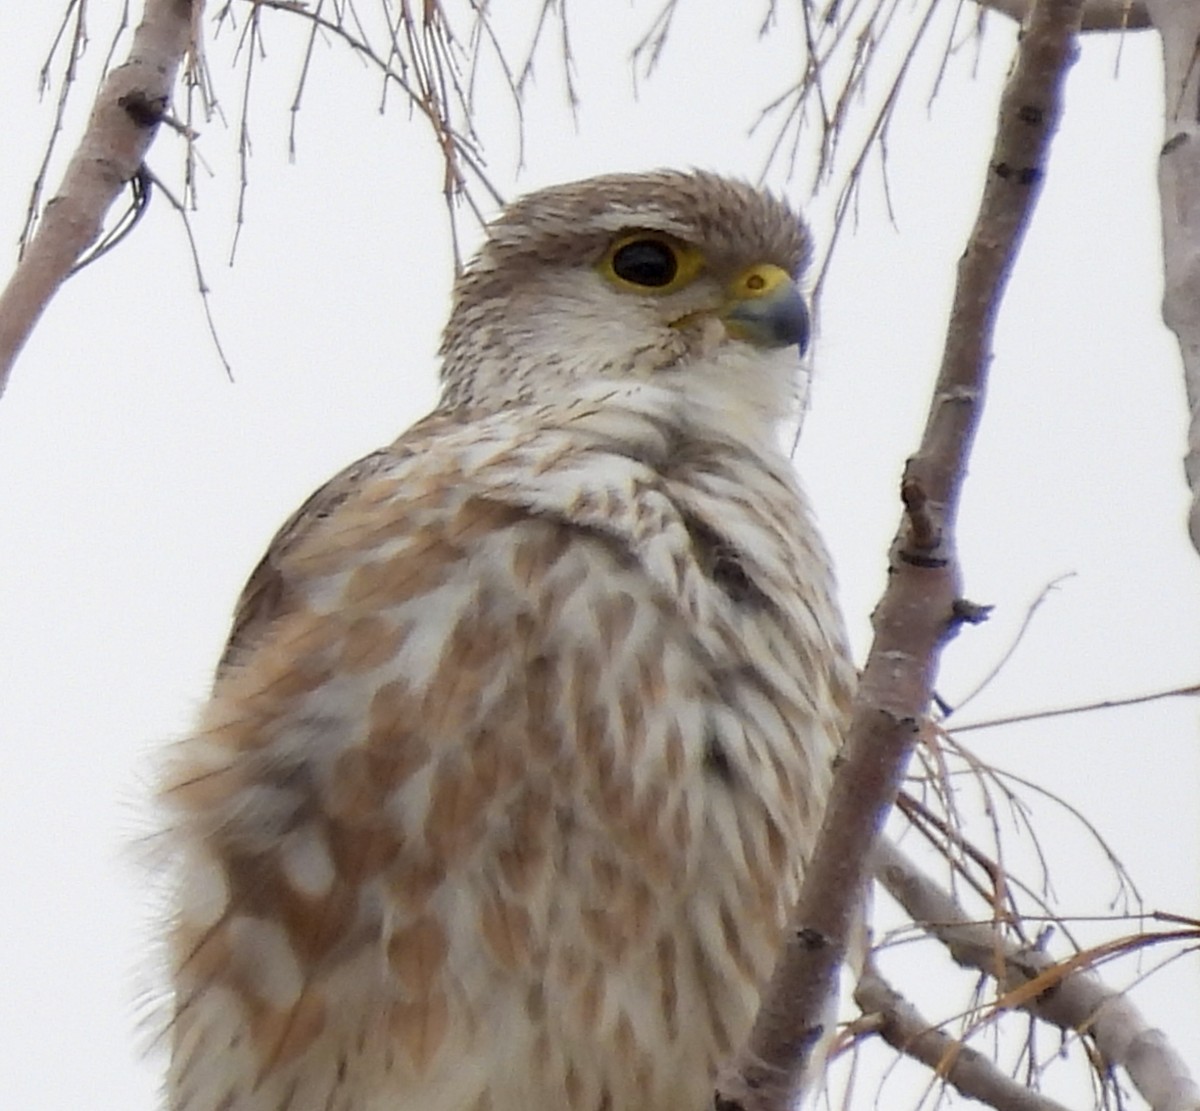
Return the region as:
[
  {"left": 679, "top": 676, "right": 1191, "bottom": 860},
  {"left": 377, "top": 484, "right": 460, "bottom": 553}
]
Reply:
[{"left": 729, "top": 263, "right": 791, "bottom": 301}]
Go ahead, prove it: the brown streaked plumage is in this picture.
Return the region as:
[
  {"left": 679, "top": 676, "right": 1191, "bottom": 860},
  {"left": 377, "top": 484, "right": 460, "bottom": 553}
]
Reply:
[{"left": 160, "top": 170, "right": 854, "bottom": 1111}]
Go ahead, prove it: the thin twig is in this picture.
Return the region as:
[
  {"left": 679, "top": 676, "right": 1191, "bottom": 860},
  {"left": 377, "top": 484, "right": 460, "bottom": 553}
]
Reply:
[
  {"left": 854, "top": 960, "right": 1076, "bottom": 1111},
  {"left": 64, "top": 163, "right": 152, "bottom": 275},
  {"left": 144, "top": 167, "right": 233, "bottom": 378},
  {"left": 875, "top": 837, "right": 1200, "bottom": 1111},
  {"left": 951, "top": 682, "right": 1200, "bottom": 732},
  {"left": 946, "top": 573, "right": 1075, "bottom": 716},
  {"left": 20, "top": 0, "right": 89, "bottom": 257}
]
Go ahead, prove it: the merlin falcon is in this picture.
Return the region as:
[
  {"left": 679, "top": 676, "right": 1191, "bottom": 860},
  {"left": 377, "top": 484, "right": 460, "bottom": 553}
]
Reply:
[{"left": 160, "top": 170, "right": 855, "bottom": 1111}]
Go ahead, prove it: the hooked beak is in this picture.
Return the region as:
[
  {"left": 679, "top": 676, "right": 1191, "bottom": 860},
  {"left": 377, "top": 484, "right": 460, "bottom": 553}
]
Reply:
[{"left": 720, "top": 264, "right": 810, "bottom": 354}]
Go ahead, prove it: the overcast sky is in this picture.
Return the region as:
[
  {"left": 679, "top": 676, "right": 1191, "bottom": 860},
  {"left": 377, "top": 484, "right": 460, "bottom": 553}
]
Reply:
[{"left": 1, "top": 4, "right": 1197, "bottom": 1108}]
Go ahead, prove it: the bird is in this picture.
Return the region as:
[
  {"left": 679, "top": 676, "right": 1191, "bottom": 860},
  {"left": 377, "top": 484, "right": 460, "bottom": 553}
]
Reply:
[{"left": 158, "top": 169, "right": 855, "bottom": 1111}]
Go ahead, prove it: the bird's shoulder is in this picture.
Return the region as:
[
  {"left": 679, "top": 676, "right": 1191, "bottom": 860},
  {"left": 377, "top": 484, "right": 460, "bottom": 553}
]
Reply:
[{"left": 221, "top": 396, "right": 669, "bottom": 659}]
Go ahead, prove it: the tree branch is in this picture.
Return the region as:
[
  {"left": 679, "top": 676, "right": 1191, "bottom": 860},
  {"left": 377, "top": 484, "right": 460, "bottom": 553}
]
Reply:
[
  {"left": 973, "top": 0, "right": 1151, "bottom": 30},
  {"left": 0, "top": 0, "right": 200, "bottom": 397},
  {"left": 715, "top": 2, "right": 1085, "bottom": 1108},
  {"left": 853, "top": 959, "right": 1077, "bottom": 1111},
  {"left": 952, "top": 681, "right": 1200, "bottom": 733},
  {"left": 1144, "top": 0, "right": 1200, "bottom": 559},
  {"left": 875, "top": 837, "right": 1200, "bottom": 1111}
]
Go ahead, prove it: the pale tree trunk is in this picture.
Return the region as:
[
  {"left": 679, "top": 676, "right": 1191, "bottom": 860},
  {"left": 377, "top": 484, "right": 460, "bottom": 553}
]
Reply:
[
  {"left": 0, "top": 0, "right": 200, "bottom": 398},
  {"left": 1146, "top": 0, "right": 1200, "bottom": 556}
]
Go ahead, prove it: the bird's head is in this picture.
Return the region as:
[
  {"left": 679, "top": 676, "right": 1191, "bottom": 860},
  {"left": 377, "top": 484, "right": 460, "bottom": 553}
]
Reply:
[{"left": 438, "top": 171, "right": 812, "bottom": 439}]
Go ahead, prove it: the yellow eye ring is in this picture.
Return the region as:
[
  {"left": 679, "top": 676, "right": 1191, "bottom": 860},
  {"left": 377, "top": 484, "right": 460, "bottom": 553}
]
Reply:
[{"left": 598, "top": 231, "right": 705, "bottom": 294}]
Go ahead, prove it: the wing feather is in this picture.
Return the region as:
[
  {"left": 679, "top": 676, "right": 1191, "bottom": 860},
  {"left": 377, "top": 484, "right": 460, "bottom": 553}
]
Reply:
[{"left": 163, "top": 426, "right": 692, "bottom": 1110}]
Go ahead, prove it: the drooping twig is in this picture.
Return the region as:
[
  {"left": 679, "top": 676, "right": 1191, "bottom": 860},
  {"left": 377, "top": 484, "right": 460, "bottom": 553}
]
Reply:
[
  {"left": 0, "top": 0, "right": 201, "bottom": 397},
  {"left": 714, "top": 3, "right": 1085, "bottom": 1108},
  {"left": 19, "top": 0, "right": 89, "bottom": 259},
  {"left": 874, "top": 837, "right": 1200, "bottom": 1111},
  {"left": 141, "top": 166, "right": 232, "bottom": 377},
  {"left": 232, "top": 0, "right": 505, "bottom": 264},
  {"left": 947, "top": 573, "right": 1076, "bottom": 717}
]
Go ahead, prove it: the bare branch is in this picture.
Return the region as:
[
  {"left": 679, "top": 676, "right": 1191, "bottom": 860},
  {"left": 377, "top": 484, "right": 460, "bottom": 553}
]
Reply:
[
  {"left": 951, "top": 681, "right": 1200, "bottom": 733},
  {"left": 0, "top": 0, "right": 200, "bottom": 397},
  {"left": 853, "top": 960, "right": 1077, "bottom": 1111},
  {"left": 65, "top": 162, "right": 153, "bottom": 276},
  {"left": 142, "top": 166, "right": 233, "bottom": 377},
  {"left": 875, "top": 838, "right": 1200, "bottom": 1111},
  {"left": 227, "top": 1, "right": 263, "bottom": 262},
  {"left": 947, "top": 573, "right": 1076, "bottom": 716},
  {"left": 630, "top": 0, "right": 682, "bottom": 82},
  {"left": 236, "top": 0, "right": 505, "bottom": 258},
  {"left": 20, "top": 1, "right": 89, "bottom": 258},
  {"left": 923, "top": 732, "right": 1145, "bottom": 918},
  {"left": 973, "top": 0, "right": 1151, "bottom": 29},
  {"left": 1146, "top": 0, "right": 1200, "bottom": 558},
  {"left": 811, "top": 0, "right": 943, "bottom": 304},
  {"left": 715, "top": 3, "right": 1086, "bottom": 1107}
]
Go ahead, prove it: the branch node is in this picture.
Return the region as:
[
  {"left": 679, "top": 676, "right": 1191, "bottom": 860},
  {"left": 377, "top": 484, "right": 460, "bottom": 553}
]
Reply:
[
  {"left": 898, "top": 549, "right": 951, "bottom": 569},
  {"left": 1162, "top": 131, "right": 1189, "bottom": 157},
  {"left": 900, "top": 474, "right": 942, "bottom": 554},
  {"left": 118, "top": 89, "right": 169, "bottom": 129},
  {"left": 951, "top": 597, "right": 994, "bottom": 627},
  {"left": 794, "top": 926, "right": 832, "bottom": 951},
  {"left": 992, "top": 160, "right": 1044, "bottom": 187}
]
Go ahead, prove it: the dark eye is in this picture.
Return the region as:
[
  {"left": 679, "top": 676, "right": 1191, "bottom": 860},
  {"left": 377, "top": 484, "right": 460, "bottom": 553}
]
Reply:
[{"left": 610, "top": 238, "right": 678, "bottom": 288}]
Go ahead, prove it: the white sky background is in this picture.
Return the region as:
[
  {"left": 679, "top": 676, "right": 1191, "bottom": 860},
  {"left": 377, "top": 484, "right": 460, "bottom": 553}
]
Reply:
[{"left": 0, "top": 3, "right": 1197, "bottom": 1108}]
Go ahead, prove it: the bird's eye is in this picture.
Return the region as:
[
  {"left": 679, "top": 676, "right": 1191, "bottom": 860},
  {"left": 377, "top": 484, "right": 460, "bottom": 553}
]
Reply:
[
  {"left": 611, "top": 238, "right": 678, "bottom": 287},
  {"left": 599, "top": 232, "right": 704, "bottom": 294}
]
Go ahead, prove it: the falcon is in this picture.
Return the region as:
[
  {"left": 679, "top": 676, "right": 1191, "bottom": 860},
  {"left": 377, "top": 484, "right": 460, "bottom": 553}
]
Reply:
[{"left": 160, "top": 170, "right": 855, "bottom": 1111}]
